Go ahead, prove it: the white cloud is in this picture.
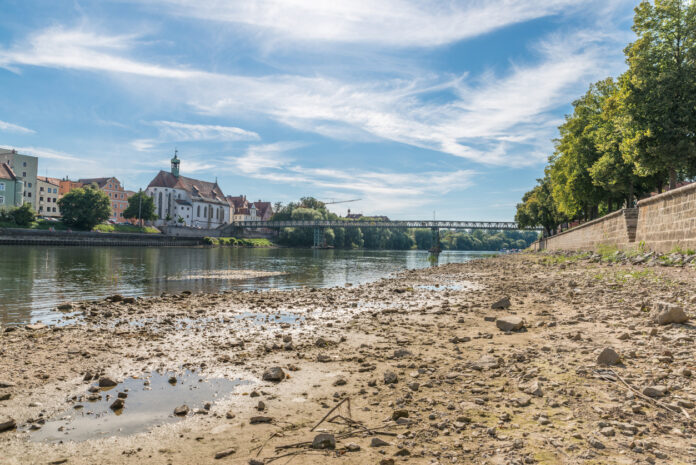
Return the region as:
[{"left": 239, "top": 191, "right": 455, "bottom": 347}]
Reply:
[
  {"left": 153, "top": 121, "right": 259, "bottom": 142},
  {"left": 224, "top": 143, "right": 475, "bottom": 214},
  {"left": 12, "top": 146, "right": 82, "bottom": 161},
  {"left": 137, "top": 0, "right": 590, "bottom": 48},
  {"left": 0, "top": 120, "right": 35, "bottom": 134}
]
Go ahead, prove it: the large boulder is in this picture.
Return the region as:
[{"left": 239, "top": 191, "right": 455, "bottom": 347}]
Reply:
[
  {"left": 654, "top": 302, "right": 688, "bottom": 325},
  {"left": 496, "top": 316, "right": 525, "bottom": 332}
]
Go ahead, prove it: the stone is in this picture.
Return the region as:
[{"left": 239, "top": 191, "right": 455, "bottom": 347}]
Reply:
[
  {"left": 109, "top": 398, "right": 125, "bottom": 411},
  {"left": 311, "top": 433, "right": 336, "bottom": 450},
  {"left": 262, "top": 367, "right": 285, "bottom": 382},
  {"left": 391, "top": 409, "right": 409, "bottom": 421},
  {"left": 333, "top": 376, "right": 347, "bottom": 386},
  {"left": 520, "top": 380, "right": 543, "bottom": 397},
  {"left": 25, "top": 323, "right": 46, "bottom": 331},
  {"left": 393, "top": 349, "right": 412, "bottom": 358},
  {"left": 174, "top": 405, "right": 190, "bottom": 416},
  {"left": 394, "top": 449, "right": 411, "bottom": 456},
  {"left": 370, "top": 437, "right": 390, "bottom": 447},
  {"left": 496, "top": 316, "right": 524, "bottom": 332},
  {"left": 315, "top": 337, "right": 329, "bottom": 348},
  {"left": 57, "top": 303, "right": 73, "bottom": 311},
  {"left": 654, "top": 302, "right": 688, "bottom": 325},
  {"left": 597, "top": 348, "right": 620, "bottom": 366},
  {"left": 588, "top": 437, "right": 605, "bottom": 449},
  {"left": 214, "top": 448, "right": 237, "bottom": 459},
  {"left": 98, "top": 377, "right": 118, "bottom": 388},
  {"left": 383, "top": 371, "right": 398, "bottom": 384},
  {"left": 0, "top": 381, "right": 15, "bottom": 388},
  {"left": 472, "top": 354, "right": 501, "bottom": 370},
  {"left": 379, "top": 460, "right": 395, "bottom": 465},
  {"left": 109, "top": 294, "right": 124, "bottom": 302},
  {"left": 226, "top": 411, "right": 236, "bottom": 419},
  {"left": 316, "top": 354, "right": 332, "bottom": 363},
  {"left": 0, "top": 393, "right": 10, "bottom": 401},
  {"left": 0, "top": 418, "right": 16, "bottom": 433},
  {"left": 250, "top": 416, "right": 273, "bottom": 424},
  {"left": 679, "top": 367, "right": 692, "bottom": 378},
  {"left": 491, "top": 297, "right": 511, "bottom": 309},
  {"left": 256, "top": 401, "right": 265, "bottom": 411},
  {"left": 515, "top": 395, "right": 532, "bottom": 407},
  {"left": 345, "top": 443, "right": 361, "bottom": 452},
  {"left": 643, "top": 385, "right": 668, "bottom": 398},
  {"left": 600, "top": 427, "right": 615, "bottom": 437}
]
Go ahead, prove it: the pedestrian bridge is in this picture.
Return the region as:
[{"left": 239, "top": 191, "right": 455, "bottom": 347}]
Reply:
[{"left": 220, "top": 220, "right": 541, "bottom": 248}]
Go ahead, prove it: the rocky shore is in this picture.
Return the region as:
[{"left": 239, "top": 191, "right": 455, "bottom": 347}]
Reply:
[{"left": 1, "top": 253, "right": 695, "bottom": 464}]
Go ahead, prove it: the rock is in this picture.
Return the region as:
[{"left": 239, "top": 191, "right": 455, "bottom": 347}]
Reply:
[
  {"left": 315, "top": 337, "right": 329, "bottom": 348},
  {"left": 214, "top": 448, "right": 236, "bottom": 459},
  {"left": 514, "top": 395, "right": 532, "bottom": 407},
  {"left": 679, "top": 367, "right": 692, "bottom": 378},
  {"left": 250, "top": 416, "right": 273, "bottom": 424},
  {"left": 109, "top": 294, "right": 124, "bottom": 302},
  {"left": 98, "top": 377, "right": 118, "bottom": 388},
  {"left": 520, "top": 380, "right": 543, "bottom": 397},
  {"left": 654, "top": 302, "right": 689, "bottom": 325},
  {"left": 391, "top": 409, "right": 409, "bottom": 421},
  {"left": 168, "top": 376, "right": 177, "bottom": 385},
  {"left": 0, "top": 393, "right": 10, "bottom": 401},
  {"left": 643, "top": 385, "right": 668, "bottom": 398},
  {"left": 379, "top": 460, "right": 395, "bottom": 465},
  {"left": 472, "top": 354, "right": 501, "bottom": 370},
  {"left": 393, "top": 349, "right": 412, "bottom": 358},
  {"left": 174, "top": 405, "right": 190, "bottom": 416},
  {"left": 599, "top": 427, "right": 615, "bottom": 437},
  {"left": 256, "top": 401, "right": 265, "bottom": 411},
  {"left": 597, "top": 348, "right": 620, "bottom": 366},
  {"left": 496, "top": 316, "right": 525, "bottom": 332},
  {"left": 345, "top": 443, "right": 361, "bottom": 452},
  {"left": 370, "top": 437, "right": 390, "bottom": 447},
  {"left": 25, "top": 323, "right": 46, "bottom": 331},
  {"left": 109, "top": 398, "right": 125, "bottom": 411},
  {"left": 316, "top": 354, "right": 332, "bottom": 363},
  {"left": 383, "top": 371, "right": 398, "bottom": 384},
  {"left": 262, "top": 367, "right": 285, "bottom": 382},
  {"left": 57, "top": 303, "right": 73, "bottom": 311},
  {"left": 588, "top": 437, "right": 605, "bottom": 449},
  {"left": 395, "top": 448, "right": 411, "bottom": 456},
  {"left": 0, "top": 381, "right": 15, "bottom": 388},
  {"left": 333, "top": 376, "right": 347, "bottom": 386},
  {"left": 122, "top": 297, "right": 136, "bottom": 304},
  {"left": 491, "top": 297, "right": 511, "bottom": 309},
  {"left": 225, "top": 411, "right": 236, "bottom": 419},
  {"left": 0, "top": 418, "right": 16, "bottom": 432},
  {"left": 311, "top": 433, "right": 336, "bottom": 450},
  {"left": 407, "top": 382, "right": 420, "bottom": 391}
]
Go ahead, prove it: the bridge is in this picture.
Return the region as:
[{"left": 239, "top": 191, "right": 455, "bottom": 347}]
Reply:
[{"left": 221, "top": 220, "right": 541, "bottom": 248}]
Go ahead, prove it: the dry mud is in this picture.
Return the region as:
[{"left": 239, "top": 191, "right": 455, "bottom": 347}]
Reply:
[{"left": 1, "top": 254, "right": 695, "bottom": 464}]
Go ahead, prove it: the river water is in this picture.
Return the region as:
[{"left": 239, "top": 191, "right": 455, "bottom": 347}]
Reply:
[{"left": 0, "top": 246, "right": 495, "bottom": 326}]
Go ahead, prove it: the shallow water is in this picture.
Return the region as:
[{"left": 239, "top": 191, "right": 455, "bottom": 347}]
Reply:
[
  {"left": 30, "top": 370, "right": 248, "bottom": 443},
  {"left": 0, "top": 246, "right": 496, "bottom": 325}
]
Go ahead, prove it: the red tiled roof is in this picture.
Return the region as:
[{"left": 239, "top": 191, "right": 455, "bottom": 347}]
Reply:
[
  {"left": 37, "top": 175, "right": 61, "bottom": 186},
  {"left": 252, "top": 201, "right": 272, "bottom": 217},
  {"left": 77, "top": 177, "right": 113, "bottom": 188},
  {"left": 226, "top": 195, "right": 248, "bottom": 209},
  {"left": 0, "top": 162, "right": 16, "bottom": 181},
  {"left": 148, "top": 171, "right": 227, "bottom": 205}
]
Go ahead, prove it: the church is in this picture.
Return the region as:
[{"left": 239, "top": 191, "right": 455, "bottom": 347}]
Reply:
[{"left": 146, "top": 153, "right": 230, "bottom": 228}]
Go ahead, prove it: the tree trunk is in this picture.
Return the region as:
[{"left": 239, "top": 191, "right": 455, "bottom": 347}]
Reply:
[
  {"left": 669, "top": 168, "right": 677, "bottom": 190},
  {"left": 628, "top": 183, "right": 634, "bottom": 208}
]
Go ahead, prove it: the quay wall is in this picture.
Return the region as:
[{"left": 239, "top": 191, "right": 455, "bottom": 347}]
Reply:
[
  {"left": 0, "top": 228, "right": 203, "bottom": 247},
  {"left": 536, "top": 182, "right": 696, "bottom": 252}
]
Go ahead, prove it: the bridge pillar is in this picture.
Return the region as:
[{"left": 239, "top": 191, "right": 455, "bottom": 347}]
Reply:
[
  {"left": 429, "top": 227, "right": 441, "bottom": 254},
  {"left": 313, "top": 227, "right": 325, "bottom": 248}
]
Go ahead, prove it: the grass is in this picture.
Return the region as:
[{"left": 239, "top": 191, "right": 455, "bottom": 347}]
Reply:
[
  {"left": 204, "top": 237, "right": 274, "bottom": 248},
  {"left": 93, "top": 224, "right": 160, "bottom": 234},
  {"left": 0, "top": 219, "right": 69, "bottom": 230}
]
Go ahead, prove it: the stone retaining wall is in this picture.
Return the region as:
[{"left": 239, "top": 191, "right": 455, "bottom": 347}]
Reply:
[
  {"left": 0, "top": 228, "right": 203, "bottom": 247},
  {"left": 635, "top": 182, "right": 696, "bottom": 253},
  {"left": 541, "top": 208, "right": 638, "bottom": 251}
]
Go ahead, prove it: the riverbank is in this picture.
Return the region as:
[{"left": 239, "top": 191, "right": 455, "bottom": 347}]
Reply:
[{"left": 1, "top": 253, "right": 694, "bottom": 464}]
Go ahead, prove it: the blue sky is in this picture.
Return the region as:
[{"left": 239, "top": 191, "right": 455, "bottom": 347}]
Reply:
[{"left": 0, "top": 0, "right": 638, "bottom": 219}]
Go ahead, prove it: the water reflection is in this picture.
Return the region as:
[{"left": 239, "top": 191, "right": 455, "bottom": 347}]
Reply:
[{"left": 0, "top": 246, "right": 495, "bottom": 325}]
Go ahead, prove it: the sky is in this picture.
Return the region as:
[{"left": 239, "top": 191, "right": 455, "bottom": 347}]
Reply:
[{"left": 0, "top": 0, "right": 639, "bottom": 220}]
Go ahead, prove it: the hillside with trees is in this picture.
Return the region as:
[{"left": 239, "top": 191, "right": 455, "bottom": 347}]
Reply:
[{"left": 517, "top": 0, "right": 696, "bottom": 234}]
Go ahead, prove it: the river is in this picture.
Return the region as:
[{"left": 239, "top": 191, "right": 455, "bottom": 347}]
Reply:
[{"left": 0, "top": 246, "right": 496, "bottom": 326}]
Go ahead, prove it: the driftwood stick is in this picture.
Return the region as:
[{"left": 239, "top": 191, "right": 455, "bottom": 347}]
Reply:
[
  {"left": 311, "top": 397, "right": 350, "bottom": 432},
  {"left": 608, "top": 369, "right": 690, "bottom": 420}
]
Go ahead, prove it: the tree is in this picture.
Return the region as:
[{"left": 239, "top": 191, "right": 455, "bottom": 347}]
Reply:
[
  {"left": 622, "top": 0, "right": 696, "bottom": 189},
  {"left": 9, "top": 203, "right": 36, "bottom": 226},
  {"left": 58, "top": 184, "right": 111, "bottom": 230},
  {"left": 515, "top": 174, "right": 563, "bottom": 236},
  {"left": 123, "top": 191, "right": 157, "bottom": 222}
]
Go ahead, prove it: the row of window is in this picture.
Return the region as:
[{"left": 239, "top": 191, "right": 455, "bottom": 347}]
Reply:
[
  {"left": 39, "top": 197, "right": 57, "bottom": 202},
  {"left": 39, "top": 206, "right": 58, "bottom": 213},
  {"left": 108, "top": 192, "right": 126, "bottom": 199},
  {"left": 40, "top": 186, "right": 58, "bottom": 194}
]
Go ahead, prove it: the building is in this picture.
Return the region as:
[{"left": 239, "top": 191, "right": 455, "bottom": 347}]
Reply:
[
  {"left": 0, "top": 148, "right": 38, "bottom": 210},
  {"left": 59, "top": 178, "right": 82, "bottom": 195},
  {"left": 146, "top": 153, "right": 230, "bottom": 228},
  {"left": 75, "top": 177, "right": 132, "bottom": 223},
  {"left": 227, "top": 195, "right": 253, "bottom": 221},
  {"left": 37, "top": 176, "right": 61, "bottom": 217},
  {"left": 0, "top": 163, "right": 24, "bottom": 210},
  {"left": 252, "top": 201, "right": 273, "bottom": 221}
]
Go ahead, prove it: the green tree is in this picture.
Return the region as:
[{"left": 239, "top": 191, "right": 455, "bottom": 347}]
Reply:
[
  {"left": 515, "top": 175, "right": 563, "bottom": 236},
  {"left": 622, "top": 0, "right": 696, "bottom": 189},
  {"left": 9, "top": 203, "right": 36, "bottom": 227},
  {"left": 123, "top": 191, "right": 157, "bottom": 222},
  {"left": 58, "top": 184, "right": 111, "bottom": 230}
]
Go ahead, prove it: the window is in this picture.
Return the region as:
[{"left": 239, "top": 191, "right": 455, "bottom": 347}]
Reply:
[
  {"left": 22, "top": 172, "right": 26, "bottom": 177},
  {"left": 40, "top": 196, "right": 44, "bottom": 201},
  {"left": 27, "top": 192, "right": 31, "bottom": 197},
  {"left": 197, "top": 205, "right": 200, "bottom": 216},
  {"left": 0, "top": 182, "right": 4, "bottom": 191},
  {"left": 52, "top": 207, "right": 56, "bottom": 212},
  {"left": 23, "top": 162, "right": 26, "bottom": 167},
  {"left": 40, "top": 187, "right": 44, "bottom": 192},
  {"left": 39, "top": 206, "right": 43, "bottom": 212},
  {"left": 28, "top": 182, "right": 32, "bottom": 188}
]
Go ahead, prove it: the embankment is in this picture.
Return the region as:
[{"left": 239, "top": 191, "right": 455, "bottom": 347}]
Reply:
[
  {"left": 536, "top": 182, "right": 696, "bottom": 252},
  {"left": 0, "top": 228, "right": 204, "bottom": 247}
]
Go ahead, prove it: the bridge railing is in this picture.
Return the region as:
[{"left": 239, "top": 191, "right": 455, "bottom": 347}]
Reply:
[{"left": 222, "top": 220, "right": 541, "bottom": 231}]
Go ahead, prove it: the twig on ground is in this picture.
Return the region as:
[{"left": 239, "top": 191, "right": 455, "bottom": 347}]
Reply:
[
  {"left": 607, "top": 368, "right": 690, "bottom": 420},
  {"left": 310, "top": 397, "right": 350, "bottom": 432}
]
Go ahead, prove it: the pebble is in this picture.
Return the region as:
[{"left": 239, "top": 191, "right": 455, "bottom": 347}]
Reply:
[
  {"left": 262, "top": 367, "right": 285, "bottom": 382},
  {"left": 311, "top": 433, "right": 336, "bottom": 450}
]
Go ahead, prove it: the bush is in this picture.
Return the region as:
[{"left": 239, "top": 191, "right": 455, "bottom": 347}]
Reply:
[
  {"left": 59, "top": 184, "right": 111, "bottom": 230},
  {"left": 0, "top": 204, "right": 36, "bottom": 227},
  {"left": 203, "top": 237, "right": 219, "bottom": 245}
]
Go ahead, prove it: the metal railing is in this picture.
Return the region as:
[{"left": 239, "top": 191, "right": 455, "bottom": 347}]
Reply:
[{"left": 223, "top": 220, "right": 540, "bottom": 230}]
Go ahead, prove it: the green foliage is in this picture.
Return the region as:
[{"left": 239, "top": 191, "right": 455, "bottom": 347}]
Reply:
[
  {"left": 58, "top": 184, "right": 111, "bottom": 230},
  {"left": 123, "top": 191, "right": 157, "bottom": 221},
  {"left": 515, "top": 174, "right": 564, "bottom": 235},
  {"left": 203, "top": 236, "right": 219, "bottom": 245},
  {"left": 0, "top": 203, "right": 36, "bottom": 227},
  {"left": 205, "top": 236, "right": 274, "bottom": 247},
  {"left": 93, "top": 224, "right": 160, "bottom": 234},
  {"left": 416, "top": 229, "right": 539, "bottom": 251}
]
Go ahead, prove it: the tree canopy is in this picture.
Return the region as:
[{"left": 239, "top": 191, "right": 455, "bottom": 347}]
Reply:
[
  {"left": 58, "top": 184, "right": 111, "bottom": 230},
  {"left": 123, "top": 191, "right": 157, "bottom": 222}
]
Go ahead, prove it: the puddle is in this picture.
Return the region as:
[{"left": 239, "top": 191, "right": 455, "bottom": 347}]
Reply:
[
  {"left": 30, "top": 370, "right": 249, "bottom": 443},
  {"left": 235, "top": 312, "right": 304, "bottom": 325}
]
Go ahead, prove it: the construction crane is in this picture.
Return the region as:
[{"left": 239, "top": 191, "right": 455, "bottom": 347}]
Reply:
[{"left": 322, "top": 198, "right": 361, "bottom": 205}]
